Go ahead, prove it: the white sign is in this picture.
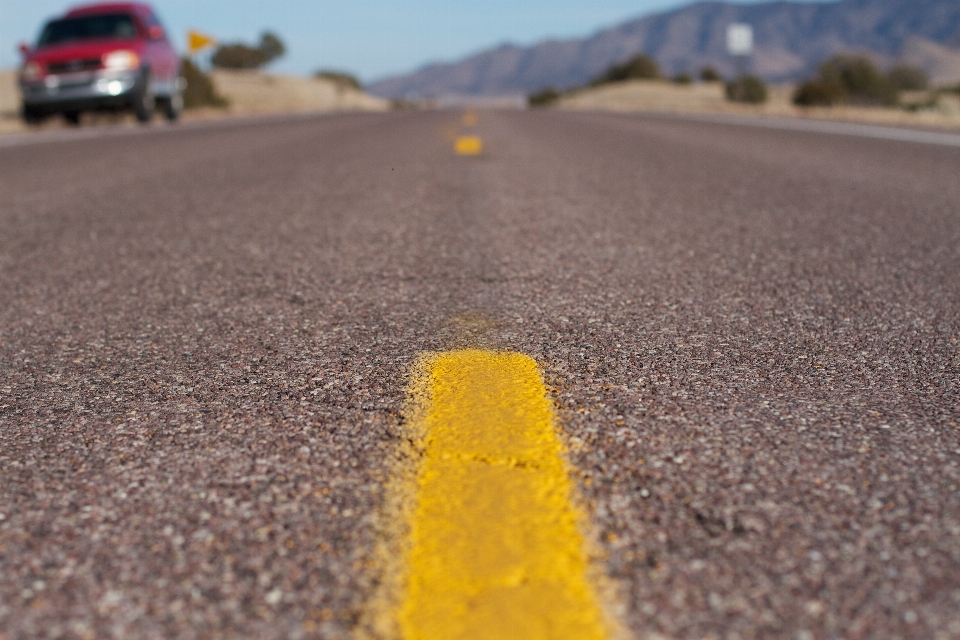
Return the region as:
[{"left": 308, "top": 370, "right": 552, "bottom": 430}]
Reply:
[{"left": 727, "top": 23, "right": 753, "bottom": 56}]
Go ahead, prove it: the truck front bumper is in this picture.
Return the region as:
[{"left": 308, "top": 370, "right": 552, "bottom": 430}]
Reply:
[{"left": 21, "top": 70, "right": 142, "bottom": 113}]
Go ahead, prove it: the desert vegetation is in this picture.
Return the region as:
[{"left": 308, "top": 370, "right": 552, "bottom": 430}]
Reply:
[
  {"left": 314, "top": 70, "right": 362, "bottom": 91},
  {"left": 726, "top": 75, "right": 768, "bottom": 104},
  {"left": 528, "top": 87, "right": 562, "bottom": 107},
  {"left": 526, "top": 49, "right": 960, "bottom": 128},
  {"left": 700, "top": 66, "right": 721, "bottom": 82},
  {"left": 181, "top": 59, "right": 228, "bottom": 109},
  {"left": 792, "top": 54, "right": 928, "bottom": 107},
  {"left": 211, "top": 32, "right": 286, "bottom": 70},
  {"left": 590, "top": 54, "right": 660, "bottom": 86},
  {"left": 527, "top": 53, "right": 770, "bottom": 107}
]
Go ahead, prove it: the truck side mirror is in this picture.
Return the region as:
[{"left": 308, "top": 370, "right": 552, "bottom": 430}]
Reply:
[
  {"left": 148, "top": 25, "right": 164, "bottom": 40},
  {"left": 18, "top": 42, "right": 30, "bottom": 55}
]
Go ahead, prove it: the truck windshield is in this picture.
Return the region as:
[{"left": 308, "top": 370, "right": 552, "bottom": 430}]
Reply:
[{"left": 37, "top": 14, "right": 137, "bottom": 47}]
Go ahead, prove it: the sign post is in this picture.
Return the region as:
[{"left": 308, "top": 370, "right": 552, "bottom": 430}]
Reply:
[{"left": 726, "top": 23, "right": 753, "bottom": 77}]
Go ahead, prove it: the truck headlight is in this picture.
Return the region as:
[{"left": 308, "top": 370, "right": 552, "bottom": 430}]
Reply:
[
  {"left": 21, "top": 61, "right": 43, "bottom": 82},
  {"left": 102, "top": 50, "right": 140, "bottom": 71}
]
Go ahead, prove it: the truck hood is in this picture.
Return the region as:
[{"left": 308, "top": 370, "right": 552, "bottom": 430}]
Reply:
[{"left": 28, "top": 38, "right": 142, "bottom": 65}]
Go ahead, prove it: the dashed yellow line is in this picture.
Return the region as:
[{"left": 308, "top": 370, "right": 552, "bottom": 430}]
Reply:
[
  {"left": 396, "top": 350, "right": 610, "bottom": 640},
  {"left": 454, "top": 135, "right": 483, "bottom": 155}
]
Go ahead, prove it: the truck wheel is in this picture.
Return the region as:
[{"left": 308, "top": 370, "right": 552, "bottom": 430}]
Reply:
[
  {"left": 63, "top": 111, "right": 81, "bottom": 126},
  {"left": 158, "top": 92, "right": 182, "bottom": 122},
  {"left": 132, "top": 73, "right": 155, "bottom": 123},
  {"left": 22, "top": 104, "right": 45, "bottom": 126}
]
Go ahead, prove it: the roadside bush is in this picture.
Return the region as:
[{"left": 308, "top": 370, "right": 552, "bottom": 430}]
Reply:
[
  {"left": 591, "top": 54, "right": 660, "bottom": 86},
  {"left": 673, "top": 72, "right": 693, "bottom": 85},
  {"left": 700, "top": 66, "right": 721, "bottom": 82},
  {"left": 792, "top": 79, "right": 846, "bottom": 106},
  {"left": 258, "top": 32, "right": 285, "bottom": 63},
  {"left": 212, "top": 31, "right": 286, "bottom": 69},
  {"left": 793, "top": 54, "right": 898, "bottom": 107},
  {"left": 887, "top": 64, "right": 929, "bottom": 91},
  {"left": 528, "top": 87, "right": 561, "bottom": 107},
  {"left": 821, "top": 55, "right": 897, "bottom": 106},
  {"left": 180, "top": 58, "right": 228, "bottom": 108},
  {"left": 315, "top": 70, "right": 362, "bottom": 91},
  {"left": 725, "top": 75, "right": 768, "bottom": 104}
]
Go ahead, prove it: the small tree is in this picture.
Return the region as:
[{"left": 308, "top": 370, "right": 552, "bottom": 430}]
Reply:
[
  {"left": 793, "top": 54, "right": 898, "bottom": 107},
  {"left": 528, "top": 87, "right": 561, "bottom": 107},
  {"left": 820, "top": 55, "right": 897, "bottom": 106},
  {"left": 180, "top": 58, "right": 228, "bottom": 108},
  {"left": 315, "top": 70, "right": 362, "bottom": 91},
  {"left": 258, "top": 32, "right": 285, "bottom": 63},
  {"left": 726, "top": 75, "right": 768, "bottom": 104},
  {"left": 700, "top": 66, "right": 721, "bottom": 82},
  {"left": 591, "top": 54, "right": 660, "bottom": 86},
  {"left": 212, "top": 31, "right": 286, "bottom": 69},
  {"left": 887, "top": 64, "right": 928, "bottom": 91},
  {"left": 792, "top": 79, "right": 846, "bottom": 106}
]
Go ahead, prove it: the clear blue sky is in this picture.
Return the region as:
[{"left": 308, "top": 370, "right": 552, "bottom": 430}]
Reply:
[{"left": 0, "top": 0, "right": 837, "bottom": 82}]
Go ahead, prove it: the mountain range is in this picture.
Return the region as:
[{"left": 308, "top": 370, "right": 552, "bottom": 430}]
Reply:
[{"left": 367, "top": 0, "right": 960, "bottom": 98}]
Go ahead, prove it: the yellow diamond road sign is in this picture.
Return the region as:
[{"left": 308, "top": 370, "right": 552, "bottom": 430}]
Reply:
[{"left": 187, "top": 30, "right": 217, "bottom": 55}]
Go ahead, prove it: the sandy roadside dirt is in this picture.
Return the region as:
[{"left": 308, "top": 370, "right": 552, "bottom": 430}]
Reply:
[
  {"left": 558, "top": 79, "right": 960, "bottom": 131},
  {"left": 208, "top": 69, "right": 388, "bottom": 114},
  {"left": 0, "top": 68, "right": 388, "bottom": 134}
]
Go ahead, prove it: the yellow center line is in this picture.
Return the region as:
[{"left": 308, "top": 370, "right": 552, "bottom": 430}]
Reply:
[
  {"left": 454, "top": 135, "right": 483, "bottom": 155},
  {"left": 396, "top": 350, "right": 611, "bottom": 640}
]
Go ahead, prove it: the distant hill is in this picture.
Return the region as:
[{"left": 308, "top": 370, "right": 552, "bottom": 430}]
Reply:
[{"left": 367, "top": 0, "right": 960, "bottom": 98}]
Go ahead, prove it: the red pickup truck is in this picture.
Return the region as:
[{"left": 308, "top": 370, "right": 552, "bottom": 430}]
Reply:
[{"left": 18, "top": 2, "right": 182, "bottom": 125}]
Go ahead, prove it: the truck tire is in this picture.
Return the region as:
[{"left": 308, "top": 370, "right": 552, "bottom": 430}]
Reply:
[
  {"left": 22, "top": 104, "right": 45, "bottom": 125},
  {"left": 158, "top": 91, "right": 182, "bottom": 122},
  {"left": 132, "top": 71, "right": 155, "bottom": 123}
]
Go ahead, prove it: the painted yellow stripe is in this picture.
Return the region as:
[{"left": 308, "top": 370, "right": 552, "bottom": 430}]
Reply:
[
  {"left": 454, "top": 135, "right": 483, "bottom": 155},
  {"left": 399, "top": 350, "right": 609, "bottom": 640}
]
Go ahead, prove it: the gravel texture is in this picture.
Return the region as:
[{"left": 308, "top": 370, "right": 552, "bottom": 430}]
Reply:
[{"left": 1, "top": 110, "right": 959, "bottom": 639}]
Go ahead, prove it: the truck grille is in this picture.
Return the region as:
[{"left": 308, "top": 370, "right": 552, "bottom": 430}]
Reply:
[{"left": 47, "top": 58, "right": 101, "bottom": 73}]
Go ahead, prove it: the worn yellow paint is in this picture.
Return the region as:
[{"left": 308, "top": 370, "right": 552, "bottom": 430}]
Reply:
[
  {"left": 454, "top": 135, "right": 483, "bottom": 155},
  {"left": 398, "top": 350, "right": 609, "bottom": 640}
]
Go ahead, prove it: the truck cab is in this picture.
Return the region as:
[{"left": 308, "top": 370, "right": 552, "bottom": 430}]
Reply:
[{"left": 18, "top": 3, "right": 182, "bottom": 125}]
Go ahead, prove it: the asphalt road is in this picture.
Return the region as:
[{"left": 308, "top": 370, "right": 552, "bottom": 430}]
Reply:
[{"left": 1, "top": 110, "right": 959, "bottom": 639}]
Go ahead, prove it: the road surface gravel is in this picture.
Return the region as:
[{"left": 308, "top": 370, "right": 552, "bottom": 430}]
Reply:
[{"left": 1, "top": 110, "right": 959, "bottom": 639}]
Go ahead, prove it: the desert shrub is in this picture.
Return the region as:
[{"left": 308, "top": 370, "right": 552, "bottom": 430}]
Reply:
[
  {"left": 211, "top": 45, "right": 262, "bottom": 69},
  {"left": 887, "top": 64, "right": 929, "bottom": 91},
  {"left": 673, "top": 72, "right": 693, "bottom": 85},
  {"left": 315, "top": 70, "right": 362, "bottom": 91},
  {"left": 901, "top": 96, "right": 939, "bottom": 112},
  {"left": 212, "top": 31, "right": 286, "bottom": 69},
  {"left": 821, "top": 55, "right": 898, "bottom": 106},
  {"left": 591, "top": 54, "right": 660, "bottom": 86},
  {"left": 794, "top": 54, "right": 898, "bottom": 107},
  {"left": 258, "top": 32, "right": 285, "bottom": 62},
  {"left": 792, "top": 79, "right": 846, "bottom": 106},
  {"left": 390, "top": 98, "right": 419, "bottom": 110},
  {"left": 180, "top": 58, "right": 228, "bottom": 108},
  {"left": 700, "top": 66, "right": 721, "bottom": 82},
  {"left": 725, "top": 75, "right": 768, "bottom": 104},
  {"left": 528, "top": 87, "right": 561, "bottom": 107}
]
